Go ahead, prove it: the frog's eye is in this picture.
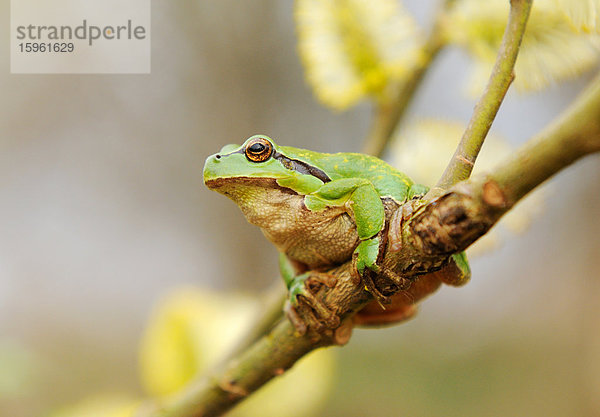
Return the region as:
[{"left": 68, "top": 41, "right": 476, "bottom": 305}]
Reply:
[{"left": 245, "top": 137, "right": 273, "bottom": 162}]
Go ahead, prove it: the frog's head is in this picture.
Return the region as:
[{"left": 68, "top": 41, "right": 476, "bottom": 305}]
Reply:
[{"left": 203, "top": 135, "right": 330, "bottom": 198}]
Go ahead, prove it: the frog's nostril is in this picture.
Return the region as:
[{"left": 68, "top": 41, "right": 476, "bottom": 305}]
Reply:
[{"left": 215, "top": 154, "right": 221, "bottom": 160}]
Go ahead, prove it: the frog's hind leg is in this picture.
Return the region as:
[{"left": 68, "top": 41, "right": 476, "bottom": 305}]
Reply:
[
  {"left": 280, "top": 253, "right": 341, "bottom": 335},
  {"left": 353, "top": 300, "right": 418, "bottom": 327}
]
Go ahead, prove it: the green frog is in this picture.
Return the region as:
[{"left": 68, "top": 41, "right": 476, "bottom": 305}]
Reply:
[{"left": 204, "top": 135, "right": 469, "bottom": 333}]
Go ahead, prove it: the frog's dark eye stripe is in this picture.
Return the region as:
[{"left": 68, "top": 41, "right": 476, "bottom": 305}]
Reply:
[
  {"left": 273, "top": 152, "right": 331, "bottom": 183},
  {"left": 245, "top": 137, "right": 273, "bottom": 162}
]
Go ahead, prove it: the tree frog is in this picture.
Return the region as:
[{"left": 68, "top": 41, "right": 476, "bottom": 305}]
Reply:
[{"left": 204, "top": 135, "right": 470, "bottom": 332}]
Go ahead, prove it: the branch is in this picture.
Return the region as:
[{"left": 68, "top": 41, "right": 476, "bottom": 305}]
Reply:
[
  {"left": 491, "top": 73, "right": 600, "bottom": 205},
  {"left": 137, "top": 71, "right": 600, "bottom": 417},
  {"left": 138, "top": 265, "right": 362, "bottom": 417},
  {"left": 391, "top": 72, "right": 600, "bottom": 266},
  {"left": 428, "top": 0, "right": 533, "bottom": 198}
]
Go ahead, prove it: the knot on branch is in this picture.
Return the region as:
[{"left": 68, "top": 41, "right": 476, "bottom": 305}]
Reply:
[{"left": 409, "top": 181, "right": 505, "bottom": 257}]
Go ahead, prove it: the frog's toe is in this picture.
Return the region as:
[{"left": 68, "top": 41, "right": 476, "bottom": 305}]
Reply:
[
  {"left": 352, "top": 252, "right": 414, "bottom": 308},
  {"left": 286, "top": 272, "right": 340, "bottom": 335},
  {"left": 351, "top": 253, "right": 392, "bottom": 304},
  {"left": 379, "top": 266, "right": 412, "bottom": 291}
]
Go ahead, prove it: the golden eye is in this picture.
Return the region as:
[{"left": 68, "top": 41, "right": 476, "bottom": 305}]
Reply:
[{"left": 245, "top": 137, "right": 273, "bottom": 162}]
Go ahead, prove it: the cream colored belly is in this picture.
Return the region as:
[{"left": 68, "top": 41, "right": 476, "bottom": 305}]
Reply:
[
  {"left": 261, "top": 205, "right": 359, "bottom": 269},
  {"left": 230, "top": 184, "right": 360, "bottom": 269}
]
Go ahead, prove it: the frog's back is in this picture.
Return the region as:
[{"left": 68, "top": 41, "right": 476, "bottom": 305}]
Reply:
[
  {"left": 322, "top": 152, "right": 414, "bottom": 201},
  {"left": 281, "top": 146, "right": 415, "bottom": 202}
]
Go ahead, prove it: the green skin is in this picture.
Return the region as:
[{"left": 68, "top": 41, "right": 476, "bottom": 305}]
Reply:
[{"left": 204, "top": 135, "right": 469, "bottom": 327}]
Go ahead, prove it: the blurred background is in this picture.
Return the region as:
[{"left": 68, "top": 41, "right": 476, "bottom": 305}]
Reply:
[{"left": 1, "top": 1, "right": 599, "bottom": 416}]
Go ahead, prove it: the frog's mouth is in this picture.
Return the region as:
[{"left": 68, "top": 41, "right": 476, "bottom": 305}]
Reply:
[{"left": 204, "top": 177, "right": 297, "bottom": 195}]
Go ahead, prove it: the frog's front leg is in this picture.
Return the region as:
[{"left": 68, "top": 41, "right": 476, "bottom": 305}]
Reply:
[
  {"left": 305, "top": 178, "right": 390, "bottom": 297},
  {"left": 280, "top": 254, "right": 340, "bottom": 335}
]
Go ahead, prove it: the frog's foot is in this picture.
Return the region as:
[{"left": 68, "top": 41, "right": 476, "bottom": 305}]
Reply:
[
  {"left": 351, "top": 265, "right": 389, "bottom": 306},
  {"left": 352, "top": 237, "right": 412, "bottom": 307},
  {"left": 285, "top": 271, "right": 340, "bottom": 336}
]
